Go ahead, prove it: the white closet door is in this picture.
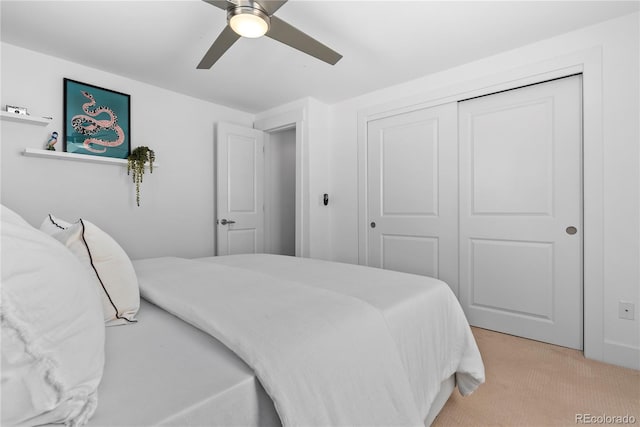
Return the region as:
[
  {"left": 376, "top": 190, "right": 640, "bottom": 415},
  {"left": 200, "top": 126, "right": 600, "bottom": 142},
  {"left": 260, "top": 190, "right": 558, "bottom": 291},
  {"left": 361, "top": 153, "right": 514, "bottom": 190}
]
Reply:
[
  {"left": 458, "top": 75, "right": 583, "bottom": 349},
  {"left": 216, "top": 122, "right": 265, "bottom": 256},
  {"left": 367, "top": 102, "right": 458, "bottom": 293}
]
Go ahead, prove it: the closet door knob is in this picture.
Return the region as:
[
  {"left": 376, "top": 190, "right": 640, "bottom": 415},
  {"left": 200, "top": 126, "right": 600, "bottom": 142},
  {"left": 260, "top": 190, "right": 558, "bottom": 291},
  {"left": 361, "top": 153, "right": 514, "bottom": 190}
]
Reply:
[
  {"left": 370, "top": 222, "right": 376, "bottom": 228},
  {"left": 566, "top": 226, "right": 577, "bottom": 235},
  {"left": 219, "top": 219, "right": 236, "bottom": 225}
]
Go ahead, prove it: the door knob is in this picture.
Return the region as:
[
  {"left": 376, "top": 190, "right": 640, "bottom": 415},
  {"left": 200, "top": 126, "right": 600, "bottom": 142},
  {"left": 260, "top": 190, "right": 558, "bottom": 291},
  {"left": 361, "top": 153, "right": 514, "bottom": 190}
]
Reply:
[
  {"left": 566, "top": 226, "right": 577, "bottom": 235},
  {"left": 370, "top": 222, "right": 376, "bottom": 228},
  {"left": 219, "top": 219, "right": 236, "bottom": 225}
]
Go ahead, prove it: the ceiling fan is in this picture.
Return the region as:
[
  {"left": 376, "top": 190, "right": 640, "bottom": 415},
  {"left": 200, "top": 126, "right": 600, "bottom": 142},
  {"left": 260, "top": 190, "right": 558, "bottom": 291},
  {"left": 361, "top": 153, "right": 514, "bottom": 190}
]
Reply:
[{"left": 197, "top": 0, "right": 343, "bottom": 69}]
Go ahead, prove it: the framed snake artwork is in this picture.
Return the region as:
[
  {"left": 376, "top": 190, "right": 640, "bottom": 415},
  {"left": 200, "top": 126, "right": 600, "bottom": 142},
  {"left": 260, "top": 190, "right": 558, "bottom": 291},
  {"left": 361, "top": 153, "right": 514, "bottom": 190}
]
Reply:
[{"left": 63, "top": 78, "right": 130, "bottom": 159}]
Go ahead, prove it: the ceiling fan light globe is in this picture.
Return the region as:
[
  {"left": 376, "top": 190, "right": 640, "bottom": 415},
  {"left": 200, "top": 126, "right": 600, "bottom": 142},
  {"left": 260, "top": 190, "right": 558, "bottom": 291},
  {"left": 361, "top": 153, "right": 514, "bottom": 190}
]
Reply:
[{"left": 229, "top": 9, "right": 269, "bottom": 38}]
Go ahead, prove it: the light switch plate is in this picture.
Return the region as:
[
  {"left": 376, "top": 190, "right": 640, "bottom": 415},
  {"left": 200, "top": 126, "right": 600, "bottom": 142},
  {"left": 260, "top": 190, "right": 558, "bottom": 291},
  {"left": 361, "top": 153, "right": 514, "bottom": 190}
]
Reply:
[{"left": 619, "top": 302, "right": 635, "bottom": 320}]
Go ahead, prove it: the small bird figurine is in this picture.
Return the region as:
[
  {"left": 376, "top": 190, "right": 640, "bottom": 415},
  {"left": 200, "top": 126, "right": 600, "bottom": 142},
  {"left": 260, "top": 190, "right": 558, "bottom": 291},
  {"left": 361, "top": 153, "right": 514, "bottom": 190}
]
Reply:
[{"left": 45, "top": 131, "right": 58, "bottom": 151}]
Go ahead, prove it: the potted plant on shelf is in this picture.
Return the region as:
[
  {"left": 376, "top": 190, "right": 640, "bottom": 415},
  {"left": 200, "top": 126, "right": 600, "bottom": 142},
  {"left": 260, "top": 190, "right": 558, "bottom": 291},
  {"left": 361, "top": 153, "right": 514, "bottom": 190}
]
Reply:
[{"left": 127, "top": 146, "right": 155, "bottom": 206}]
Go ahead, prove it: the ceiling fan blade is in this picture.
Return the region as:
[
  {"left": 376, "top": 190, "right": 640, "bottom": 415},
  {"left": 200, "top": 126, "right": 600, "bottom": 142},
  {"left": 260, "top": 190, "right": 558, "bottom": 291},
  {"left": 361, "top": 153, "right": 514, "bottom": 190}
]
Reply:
[
  {"left": 266, "top": 16, "right": 342, "bottom": 65},
  {"left": 255, "top": 0, "right": 288, "bottom": 16},
  {"left": 197, "top": 25, "right": 241, "bottom": 69},
  {"left": 202, "top": 0, "right": 234, "bottom": 10}
]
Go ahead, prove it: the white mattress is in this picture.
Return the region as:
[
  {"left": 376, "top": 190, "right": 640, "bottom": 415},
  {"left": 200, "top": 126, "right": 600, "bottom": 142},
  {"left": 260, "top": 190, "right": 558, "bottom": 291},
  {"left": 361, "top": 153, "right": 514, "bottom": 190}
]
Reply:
[{"left": 88, "top": 299, "right": 279, "bottom": 426}]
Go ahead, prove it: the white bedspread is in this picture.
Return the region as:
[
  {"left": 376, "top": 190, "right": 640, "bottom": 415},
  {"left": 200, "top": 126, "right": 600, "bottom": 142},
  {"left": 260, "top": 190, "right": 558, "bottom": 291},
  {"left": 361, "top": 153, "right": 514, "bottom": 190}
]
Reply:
[
  {"left": 134, "top": 254, "right": 485, "bottom": 426},
  {"left": 200, "top": 255, "right": 485, "bottom": 418},
  {"left": 134, "top": 257, "right": 424, "bottom": 427}
]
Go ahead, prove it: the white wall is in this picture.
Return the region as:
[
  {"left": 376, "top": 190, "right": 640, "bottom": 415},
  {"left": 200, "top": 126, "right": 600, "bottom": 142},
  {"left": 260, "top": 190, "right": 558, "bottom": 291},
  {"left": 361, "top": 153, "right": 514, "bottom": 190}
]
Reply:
[
  {"left": 2, "top": 12, "right": 636, "bottom": 369},
  {"left": 1, "top": 43, "right": 254, "bottom": 260},
  {"left": 327, "top": 12, "right": 639, "bottom": 368},
  {"left": 306, "top": 98, "right": 331, "bottom": 260}
]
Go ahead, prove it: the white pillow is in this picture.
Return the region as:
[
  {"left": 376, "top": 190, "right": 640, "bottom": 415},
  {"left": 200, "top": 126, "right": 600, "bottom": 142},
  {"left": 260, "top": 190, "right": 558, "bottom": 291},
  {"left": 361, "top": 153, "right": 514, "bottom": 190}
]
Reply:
[
  {"left": 40, "top": 213, "right": 72, "bottom": 234},
  {"left": 1, "top": 205, "right": 105, "bottom": 426},
  {"left": 40, "top": 215, "right": 140, "bottom": 326}
]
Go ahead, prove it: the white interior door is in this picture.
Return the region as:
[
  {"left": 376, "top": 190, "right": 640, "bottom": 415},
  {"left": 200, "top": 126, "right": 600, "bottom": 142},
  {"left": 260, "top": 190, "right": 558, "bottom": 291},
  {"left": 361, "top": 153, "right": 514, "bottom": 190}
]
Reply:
[
  {"left": 216, "top": 122, "right": 264, "bottom": 255},
  {"left": 367, "top": 102, "right": 458, "bottom": 292},
  {"left": 458, "top": 75, "right": 583, "bottom": 349}
]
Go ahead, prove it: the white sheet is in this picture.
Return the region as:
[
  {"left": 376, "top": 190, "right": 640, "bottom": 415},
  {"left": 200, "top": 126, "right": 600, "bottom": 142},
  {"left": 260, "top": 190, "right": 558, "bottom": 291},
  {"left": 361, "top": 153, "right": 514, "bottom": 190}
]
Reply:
[
  {"left": 197, "top": 254, "right": 485, "bottom": 418},
  {"left": 89, "top": 299, "right": 279, "bottom": 426},
  {"left": 134, "top": 257, "right": 424, "bottom": 427}
]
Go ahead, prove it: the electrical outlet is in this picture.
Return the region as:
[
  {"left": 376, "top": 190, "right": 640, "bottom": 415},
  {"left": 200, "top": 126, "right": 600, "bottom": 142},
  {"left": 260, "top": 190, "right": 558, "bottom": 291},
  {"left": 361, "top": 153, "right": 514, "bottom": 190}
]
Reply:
[{"left": 619, "top": 302, "right": 635, "bottom": 320}]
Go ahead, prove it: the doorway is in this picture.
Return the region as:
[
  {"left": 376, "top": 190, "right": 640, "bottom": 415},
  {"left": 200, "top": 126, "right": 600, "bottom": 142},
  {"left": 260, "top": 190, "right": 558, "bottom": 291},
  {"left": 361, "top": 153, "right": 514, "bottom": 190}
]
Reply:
[
  {"left": 216, "top": 121, "right": 301, "bottom": 257},
  {"left": 264, "top": 127, "right": 296, "bottom": 256}
]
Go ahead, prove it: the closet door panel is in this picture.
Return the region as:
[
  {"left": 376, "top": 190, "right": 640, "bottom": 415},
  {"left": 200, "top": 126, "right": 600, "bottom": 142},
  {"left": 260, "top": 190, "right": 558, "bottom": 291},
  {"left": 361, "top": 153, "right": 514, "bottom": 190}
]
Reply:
[
  {"left": 367, "top": 102, "right": 458, "bottom": 293},
  {"left": 459, "top": 75, "right": 583, "bottom": 349}
]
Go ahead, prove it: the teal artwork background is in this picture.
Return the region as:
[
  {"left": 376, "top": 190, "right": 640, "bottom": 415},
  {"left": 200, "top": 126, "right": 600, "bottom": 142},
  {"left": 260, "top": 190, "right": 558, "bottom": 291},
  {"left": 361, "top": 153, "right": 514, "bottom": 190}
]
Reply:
[{"left": 64, "top": 79, "right": 130, "bottom": 159}]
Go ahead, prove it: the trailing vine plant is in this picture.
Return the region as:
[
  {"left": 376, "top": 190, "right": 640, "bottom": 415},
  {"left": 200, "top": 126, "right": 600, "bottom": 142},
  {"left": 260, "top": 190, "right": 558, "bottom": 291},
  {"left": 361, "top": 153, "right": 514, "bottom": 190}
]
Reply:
[{"left": 127, "top": 146, "right": 155, "bottom": 206}]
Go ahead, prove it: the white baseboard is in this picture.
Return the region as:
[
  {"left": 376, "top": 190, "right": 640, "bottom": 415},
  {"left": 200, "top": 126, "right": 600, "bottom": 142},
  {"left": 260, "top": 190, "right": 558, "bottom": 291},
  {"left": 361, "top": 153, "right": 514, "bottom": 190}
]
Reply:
[{"left": 603, "top": 340, "right": 640, "bottom": 370}]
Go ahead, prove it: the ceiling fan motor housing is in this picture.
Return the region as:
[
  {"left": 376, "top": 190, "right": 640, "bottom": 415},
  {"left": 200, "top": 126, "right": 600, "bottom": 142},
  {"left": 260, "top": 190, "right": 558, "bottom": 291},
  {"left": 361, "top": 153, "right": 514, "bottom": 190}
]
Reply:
[{"left": 227, "top": 4, "right": 271, "bottom": 38}]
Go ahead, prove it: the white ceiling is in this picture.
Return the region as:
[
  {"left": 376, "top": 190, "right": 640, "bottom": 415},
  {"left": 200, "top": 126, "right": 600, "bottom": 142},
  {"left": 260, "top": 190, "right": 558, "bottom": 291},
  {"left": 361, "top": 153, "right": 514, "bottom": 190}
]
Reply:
[{"left": 2, "top": 1, "right": 638, "bottom": 113}]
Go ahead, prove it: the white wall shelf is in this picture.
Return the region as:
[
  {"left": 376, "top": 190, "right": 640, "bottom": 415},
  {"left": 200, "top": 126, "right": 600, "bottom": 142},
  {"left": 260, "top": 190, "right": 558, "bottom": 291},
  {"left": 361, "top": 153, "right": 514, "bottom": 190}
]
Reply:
[
  {"left": 1, "top": 111, "right": 51, "bottom": 126},
  {"left": 23, "top": 148, "right": 159, "bottom": 168}
]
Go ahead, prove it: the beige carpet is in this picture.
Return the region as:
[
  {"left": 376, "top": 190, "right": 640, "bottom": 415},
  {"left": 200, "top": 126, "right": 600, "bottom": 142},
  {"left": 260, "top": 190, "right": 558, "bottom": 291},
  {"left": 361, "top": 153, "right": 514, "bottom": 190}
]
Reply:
[{"left": 433, "top": 327, "right": 640, "bottom": 426}]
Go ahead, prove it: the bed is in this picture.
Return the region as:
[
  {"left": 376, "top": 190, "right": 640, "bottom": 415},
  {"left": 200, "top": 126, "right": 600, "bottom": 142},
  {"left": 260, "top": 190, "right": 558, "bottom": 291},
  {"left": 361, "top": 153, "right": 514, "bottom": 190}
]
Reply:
[{"left": 1, "top": 205, "right": 484, "bottom": 426}]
